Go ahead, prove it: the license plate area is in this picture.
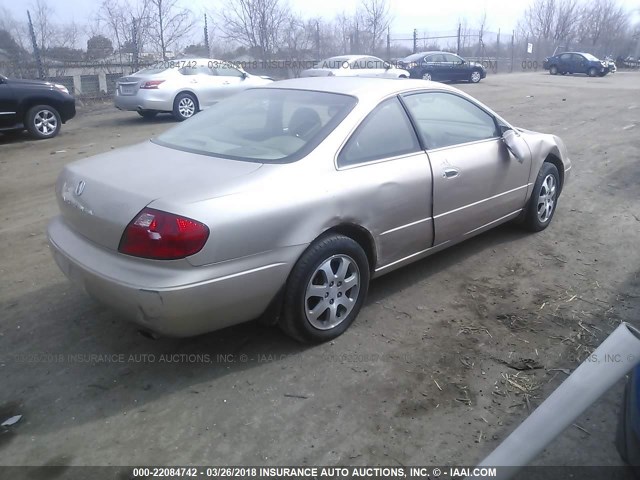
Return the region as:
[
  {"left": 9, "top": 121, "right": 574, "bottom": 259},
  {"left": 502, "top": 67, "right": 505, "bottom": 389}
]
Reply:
[{"left": 119, "top": 85, "right": 135, "bottom": 95}]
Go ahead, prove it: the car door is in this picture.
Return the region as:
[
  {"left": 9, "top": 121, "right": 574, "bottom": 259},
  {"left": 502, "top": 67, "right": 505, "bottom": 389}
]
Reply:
[
  {"left": 401, "top": 91, "right": 532, "bottom": 244},
  {"left": 336, "top": 96, "right": 434, "bottom": 269},
  {"left": 573, "top": 54, "right": 588, "bottom": 74},
  {"left": 423, "top": 54, "right": 444, "bottom": 80},
  {"left": 558, "top": 53, "right": 572, "bottom": 72},
  {"left": 444, "top": 53, "right": 468, "bottom": 81},
  {"left": 178, "top": 65, "right": 222, "bottom": 107},
  {"left": 352, "top": 57, "right": 385, "bottom": 77},
  {"left": 0, "top": 77, "right": 18, "bottom": 129},
  {"left": 211, "top": 64, "right": 247, "bottom": 99}
]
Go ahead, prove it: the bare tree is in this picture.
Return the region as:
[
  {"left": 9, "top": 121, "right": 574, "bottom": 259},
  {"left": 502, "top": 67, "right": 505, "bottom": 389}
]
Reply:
[
  {"left": 359, "top": 0, "right": 391, "bottom": 53},
  {"left": 148, "top": 0, "right": 195, "bottom": 60},
  {"left": 30, "top": 0, "right": 58, "bottom": 63},
  {"left": 98, "top": 0, "right": 152, "bottom": 65},
  {"left": 219, "top": 0, "right": 290, "bottom": 62}
]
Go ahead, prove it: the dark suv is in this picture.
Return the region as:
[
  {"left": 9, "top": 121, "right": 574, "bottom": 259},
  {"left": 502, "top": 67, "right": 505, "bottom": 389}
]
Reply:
[
  {"left": 0, "top": 74, "right": 76, "bottom": 139},
  {"left": 398, "top": 51, "right": 487, "bottom": 83},
  {"left": 543, "top": 52, "right": 609, "bottom": 77}
]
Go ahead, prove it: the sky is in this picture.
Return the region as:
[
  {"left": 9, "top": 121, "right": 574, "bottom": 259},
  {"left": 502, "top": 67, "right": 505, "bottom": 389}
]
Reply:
[{"left": 1, "top": 0, "right": 639, "bottom": 44}]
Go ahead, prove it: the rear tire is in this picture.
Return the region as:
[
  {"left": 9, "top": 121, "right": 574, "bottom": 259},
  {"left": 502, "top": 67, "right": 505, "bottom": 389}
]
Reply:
[
  {"left": 422, "top": 71, "right": 433, "bottom": 81},
  {"left": 172, "top": 93, "right": 198, "bottom": 121},
  {"left": 522, "top": 163, "right": 560, "bottom": 232},
  {"left": 279, "top": 234, "right": 370, "bottom": 343},
  {"left": 25, "top": 105, "right": 61, "bottom": 139}
]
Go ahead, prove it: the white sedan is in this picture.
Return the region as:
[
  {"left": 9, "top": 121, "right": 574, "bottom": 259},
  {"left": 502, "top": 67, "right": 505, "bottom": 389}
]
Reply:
[
  {"left": 114, "top": 58, "right": 273, "bottom": 121},
  {"left": 300, "top": 55, "right": 410, "bottom": 78}
]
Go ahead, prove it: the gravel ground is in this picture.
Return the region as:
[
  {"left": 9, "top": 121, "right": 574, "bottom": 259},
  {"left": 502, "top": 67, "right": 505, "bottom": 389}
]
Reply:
[{"left": 0, "top": 71, "right": 639, "bottom": 474}]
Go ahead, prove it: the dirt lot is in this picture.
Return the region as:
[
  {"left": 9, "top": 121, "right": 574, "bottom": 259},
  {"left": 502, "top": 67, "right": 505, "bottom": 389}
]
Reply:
[{"left": 1, "top": 71, "right": 639, "bottom": 473}]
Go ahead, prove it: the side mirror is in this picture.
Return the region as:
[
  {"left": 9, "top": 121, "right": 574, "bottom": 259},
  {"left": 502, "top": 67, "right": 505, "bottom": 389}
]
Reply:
[
  {"left": 241, "top": 71, "right": 248, "bottom": 79},
  {"left": 502, "top": 128, "right": 529, "bottom": 163}
]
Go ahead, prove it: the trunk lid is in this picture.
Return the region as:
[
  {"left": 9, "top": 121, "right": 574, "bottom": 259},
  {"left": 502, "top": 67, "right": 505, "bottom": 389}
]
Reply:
[
  {"left": 117, "top": 70, "right": 173, "bottom": 95},
  {"left": 56, "top": 141, "right": 262, "bottom": 251}
]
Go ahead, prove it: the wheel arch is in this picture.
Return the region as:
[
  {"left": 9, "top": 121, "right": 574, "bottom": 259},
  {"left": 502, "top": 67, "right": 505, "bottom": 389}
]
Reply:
[
  {"left": 543, "top": 152, "right": 565, "bottom": 194},
  {"left": 321, "top": 223, "right": 378, "bottom": 273},
  {"left": 20, "top": 98, "right": 62, "bottom": 123},
  {"left": 173, "top": 89, "right": 200, "bottom": 109}
]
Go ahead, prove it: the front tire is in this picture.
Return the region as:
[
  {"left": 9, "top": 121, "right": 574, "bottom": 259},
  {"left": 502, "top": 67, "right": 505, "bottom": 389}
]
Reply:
[
  {"left": 25, "top": 105, "right": 61, "bottom": 139},
  {"left": 172, "top": 93, "right": 198, "bottom": 121},
  {"left": 522, "top": 163, "right": 560, "bottom": 232},
  {"left": 279, "top": 234, "right": 370, "bottom": 343},
  {"left": 549, "top": 65, "right": 558, "bottom": 75},
  {"left": 588, "top": 67, "right": 598, "bottom": 77},
  {"left": 469, "top": 70, "right": 482, "bottom": 83}
]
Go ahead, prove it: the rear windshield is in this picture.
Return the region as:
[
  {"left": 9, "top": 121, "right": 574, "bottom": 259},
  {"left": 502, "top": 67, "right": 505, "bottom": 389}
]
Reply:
[
  {"left": 154, "top": 88, "right": 357, "bottom": 163},
  {"left": 320, "top": 57, "right": 354, "bottom": 68}
]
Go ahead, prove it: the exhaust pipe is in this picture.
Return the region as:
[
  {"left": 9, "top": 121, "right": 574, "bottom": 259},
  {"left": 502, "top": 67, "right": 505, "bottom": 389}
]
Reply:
[{"left": 475, "top": 322, "right": 640, "bottom": 479}]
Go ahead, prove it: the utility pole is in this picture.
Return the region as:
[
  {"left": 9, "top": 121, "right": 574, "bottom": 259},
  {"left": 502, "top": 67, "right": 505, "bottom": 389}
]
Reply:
[
  {"left": 27, "top": 10, "right": 45, "bottom": 79},
  {"left": 496, "top": 29, "right": 500, "bottom": 73},
  {"left": 316, "top": 21, "right": 320, "bottom": 59},
  {"left": 510, "top": 30, "right": 515, "bottom": 73},
  {"left": 413, "top": 29, "right": 417, "bottom": 54},
  {"left": 457, "top": 23, "right": 461, "bottom": 55},
  {"left": 131, "top": 20, "right": 140, "bottom": 72},
  {"left": 386, "top": 27, "right": 391, "bottom": 61},
  {"left": 204, "top": 14, "right": 210, "bottom": 57}
]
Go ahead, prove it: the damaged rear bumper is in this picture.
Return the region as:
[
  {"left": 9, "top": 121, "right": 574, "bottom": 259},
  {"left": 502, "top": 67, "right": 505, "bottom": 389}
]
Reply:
[{"left": 47, "top": 216, "right": 301, "bottom": 337}]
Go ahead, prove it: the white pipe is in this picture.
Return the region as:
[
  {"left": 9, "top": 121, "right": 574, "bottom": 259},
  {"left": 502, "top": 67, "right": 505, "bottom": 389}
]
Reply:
[{"left": 476, "top": 322, "right": 640, "bottom": 480}]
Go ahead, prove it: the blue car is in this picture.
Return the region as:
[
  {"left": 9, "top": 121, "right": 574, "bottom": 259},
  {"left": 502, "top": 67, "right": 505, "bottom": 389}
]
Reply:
[
  {"left": 542, "top": 52, "right": 609, "bottom": 77},
  {"left": 398, "top": 51, "right": 487, "bottom": 83}
]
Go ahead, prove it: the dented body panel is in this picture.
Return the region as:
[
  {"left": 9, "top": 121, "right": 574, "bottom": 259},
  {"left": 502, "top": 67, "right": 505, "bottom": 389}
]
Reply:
[{"left": 47, "top": 77, "right": 571, "bottom": 337}]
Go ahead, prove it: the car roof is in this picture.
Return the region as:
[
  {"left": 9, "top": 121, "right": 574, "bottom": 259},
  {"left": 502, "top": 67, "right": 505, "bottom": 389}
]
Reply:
[
  {"left": 403, "top": 51, "right": 458, "bottom": 60},
  {"left": 261, "top": 76, "right": 458, "bottom": 100}
]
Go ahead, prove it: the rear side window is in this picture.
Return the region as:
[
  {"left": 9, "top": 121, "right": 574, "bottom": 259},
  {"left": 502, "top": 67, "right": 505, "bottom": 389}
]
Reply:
[{"left": 338, "top": 97, "right": 420, "bottom": 167}]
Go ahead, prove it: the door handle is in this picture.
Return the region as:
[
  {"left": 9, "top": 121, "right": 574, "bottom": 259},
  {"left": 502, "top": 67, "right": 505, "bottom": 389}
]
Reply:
[
  {"left": 443, "top": 168, "right": 460, "bottom": 178},
  {"left": 223, "top": 81, "right": 230, "bottom": 85}
]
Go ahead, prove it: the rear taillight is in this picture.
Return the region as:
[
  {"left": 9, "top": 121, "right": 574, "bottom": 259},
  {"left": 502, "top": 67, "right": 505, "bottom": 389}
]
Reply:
[
  {"left": 139, "top": 80, "right": 165, "bottom": 89},
  {"left": 119, "top": 208, "right": 209, "bottom": 260}
]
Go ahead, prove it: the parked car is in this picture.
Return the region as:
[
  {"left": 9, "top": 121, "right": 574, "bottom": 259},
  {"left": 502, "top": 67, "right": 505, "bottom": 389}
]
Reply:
[
  {"left": 300, "top": 55, "right": 409, "bottom": 78},
  {"left": 618, "top": 365, "right": 640, "bottom": 476},
  {"left": 114, "top": 58, "right": 273, "bottom": 121},
  {"left": 0, "top": 73, "right": 75, "bottom": 139},
  {"left": 49, "top": 77, "right": 571, "bottom": 342},
  {"left": 542, "top": 52, "right": 609, "bottom": 77},
  {"left": 398, "top": 51, "right": 487, "bottom": 83}
]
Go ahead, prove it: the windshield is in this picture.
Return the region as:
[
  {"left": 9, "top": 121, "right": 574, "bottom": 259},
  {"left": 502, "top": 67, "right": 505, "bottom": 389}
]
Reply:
[
  {"left": 154, "top": 88, "right": 357, "bottom": 163},
  {"left": 583, "top": 53, "right": 599, "bottom": 61}
]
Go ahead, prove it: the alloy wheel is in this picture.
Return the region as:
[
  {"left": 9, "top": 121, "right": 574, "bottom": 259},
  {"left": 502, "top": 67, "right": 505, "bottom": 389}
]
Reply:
[
  {"left": 34, "top": 109, "right": 58, "bottom": 136},
  {"left": 304, "top": 254, "right": 360, "bottom": 330},
  {"left": 537, "top": 174, "right": 557, "bottom": 223},
  {"left": 178, "top": 97, "right": 196, "bottom": 118}
]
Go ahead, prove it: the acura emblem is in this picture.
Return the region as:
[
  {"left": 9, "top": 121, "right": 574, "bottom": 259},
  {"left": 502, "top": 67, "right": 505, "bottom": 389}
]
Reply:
[{"left": 74, "top": 180, "right": 86, "bottom": 196}]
